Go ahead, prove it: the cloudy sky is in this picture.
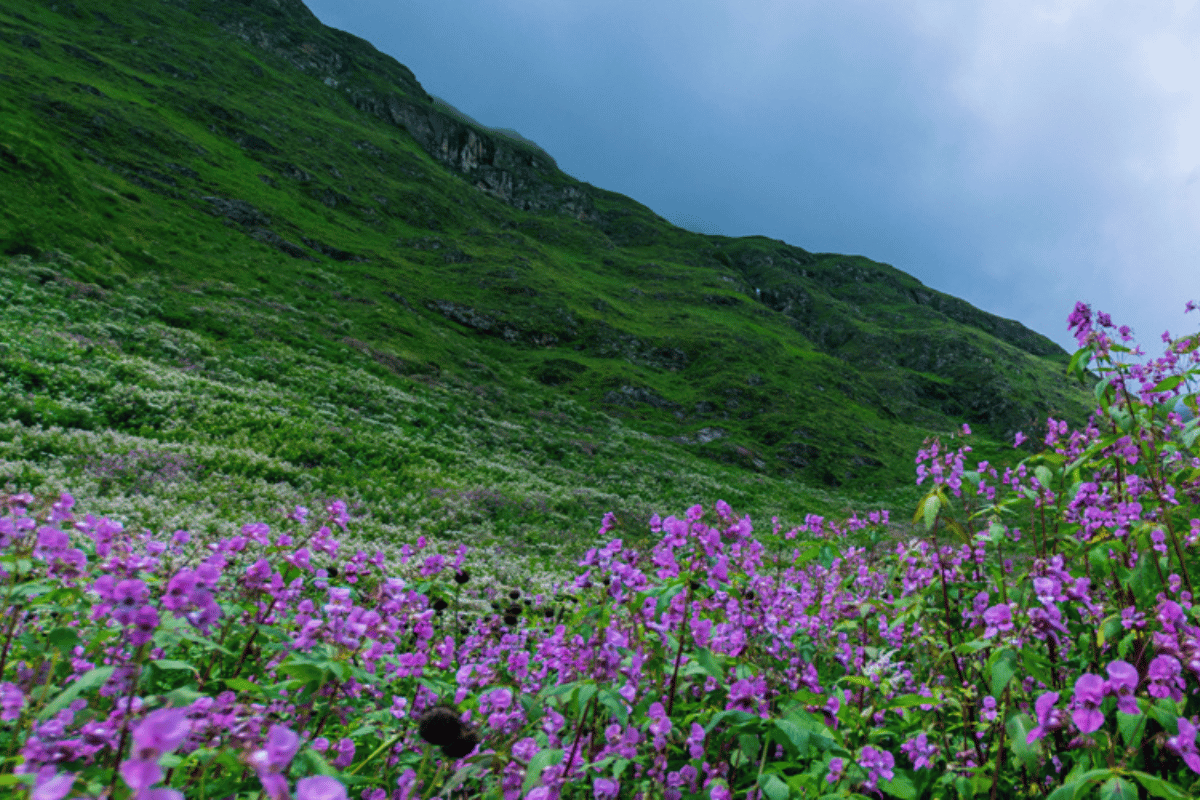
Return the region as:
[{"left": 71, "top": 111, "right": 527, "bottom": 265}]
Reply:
[{"left": 303, "top": 0, "right": 1200, "bottom": 353}]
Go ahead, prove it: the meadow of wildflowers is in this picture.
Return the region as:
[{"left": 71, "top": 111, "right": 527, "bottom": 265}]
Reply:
[{"left": 0, "top": 301, "right": 1197, "bottom": 799}]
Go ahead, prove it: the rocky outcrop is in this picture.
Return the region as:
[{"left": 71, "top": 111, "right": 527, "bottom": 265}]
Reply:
[{"left": 209, "top": 0, "right": 597, "bottom": 221}]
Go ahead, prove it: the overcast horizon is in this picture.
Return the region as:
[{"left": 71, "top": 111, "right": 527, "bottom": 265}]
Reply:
[{"left": 303, "top": 0, "right": 1200, "bottom": 354}]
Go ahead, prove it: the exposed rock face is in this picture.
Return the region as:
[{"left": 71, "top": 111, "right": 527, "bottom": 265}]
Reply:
[{"left": 209, "top": 0, "right": 596, "bottom": 221}]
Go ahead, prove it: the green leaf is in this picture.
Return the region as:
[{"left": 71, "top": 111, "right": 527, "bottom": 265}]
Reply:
[
  {"left": 1100, "top": 776, "right": 1138, "bottom": 800},
  {"left": 1117, "top": 710, "right": 1146, "bottom": 749},
  {"left": 45, "top": 627, "right": 78, "bottom": 655},
  {"left": 596, "top": 688, "right": 628, "bottom": 726},
  {"left": 880, "top": 773, "right": 917, "bottom": 799},
  {"left": 885, "top": 694, "right": 940, "bottom": 709},
  {"left": 223, "top": 677, "right": 267, "bottom": 695},
  {"left": 760, "top": 774, "right": 790, "bottom": 800},
  {"left": 772, "top": 719, "right": 810, "bottom": 754},
  {"left": 150, "top": 659, "right": 198, "bottom": 675},
  {"left": 37, "top": 666, "right": 114, "bottom": 720},
  {"left": 738, "top": 733, "right": 761, "bottom": 761},
  {"left": 1047, "top": 784, "right": 1078, "bottom": 800},
  {"left": 1005, "top": 714, "right": 1040, "bottom": 770},
  {"left": 694, "top": 648, "right": 724, "bottom": 681},
  {"left": 1034, "top": 464, "right": 1054, "bottom": 488},
  {"left": 1067, "top": 346, "right": 1094, "bottom": 381},
  {"left": 1152, "top": 375, "right": 1185, "bottom": 393},
  {"left": 989, "top": 649, "right": 1017, "bottom": 699},
  {"left": 1130, "top": 771, "right": 1190, "bottom": 800},
  {"left": 922, "top": 494, "right": 941, "bottom": 529},
  {"left": 520, "top": 748, "right": 563, "bottom": 796}
]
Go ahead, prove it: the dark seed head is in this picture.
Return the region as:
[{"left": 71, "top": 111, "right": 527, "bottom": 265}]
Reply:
[
  {"left": 508, "top": 589, "right": 520, "bottom": 600},
  {"left": 506, "top": 605, "right": 521, "bottom": 616},
  {"left": 328, "top": 567, "right": 338, "bottom": 579},
  {"left": 441, "top": 727, "right": 480, "bottom": 759},
  {"left": 602, "top": 577, "right": 611, "bottom": 586},
  {"left": 523, "top": 599, "right": 531, "bottom": 607},
  {"left": 417, "top": 707, "right": 463, "bottom": 746},
  {"left": 431, "top": 598, "right": 449, "bottom": 612},
  {"left": 454, "top": 570, "right": 471, "bottom": 585},
  {"left": 542, "top": 606, "right": 555, "bottom": 618},
  {"left": 503, "top": 615, "right": 518, "bottom": 625}
]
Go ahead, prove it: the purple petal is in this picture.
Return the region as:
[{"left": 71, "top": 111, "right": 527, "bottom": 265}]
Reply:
[
  {"left": 296, "top": 776, "right": 348, "bottom": 800},
  {"left": 1072, "top": 706, "right": 1104, "bottom": 734}
]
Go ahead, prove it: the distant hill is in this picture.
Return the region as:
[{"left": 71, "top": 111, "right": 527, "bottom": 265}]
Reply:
[{"left": 0, "top": 0, "right": 1090, "bottom": 493}]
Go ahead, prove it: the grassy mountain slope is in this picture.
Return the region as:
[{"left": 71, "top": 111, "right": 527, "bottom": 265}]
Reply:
[{"left": 0, "top": 0, "right": 1090, "bottom": 559}]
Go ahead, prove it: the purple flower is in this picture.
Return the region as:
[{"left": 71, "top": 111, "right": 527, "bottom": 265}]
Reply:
[
  {"left": 826, "top": 757, "right": 845, "bottom": 784},
  {"left": 899, "top": 732, "right": 939, "bottom": 770},
  {"left": 1027, "top": 692, "right": 1065, "bottom": 743},
  {"left": 130, "top": 605, "right": 160, "bottom": 647},
  {"left": 32, "top": 768, "right": 75, "bottom": 800},
  {"left": 1148, "top": 655, "right": 1185, "bottom": 701},
  {"left": 982, "top": 604, "right": 1013, "bottom": 638},
  {"left": 332, "top": 736, "right": 355, "bottom": 769},
  {"left": 120, "top": 758, "right": 163, "bottom": 791},
  {"left": 296, "top": 775, "right": 348, "bottom": 800},
  {"left": 1104, "top": 660, "right": 1140, "bottom": 715},
  {"left": 264, "top": 725, "right": 301, "bottom": 768},
  {"left": 1071, "top": 673, "right": 1105, "bottom": 733},
  {"left": 858, "top": 746, "right": 895, "bottom": 791},
  {"left": 251, "top": 724, "right": 302, "bottom": 787},
  {"left": 594, "top": 777, "right": 620, "bottom": 800},
  {"left": 112, "top": 579, "right": 148, "bottom": 625},
  {"left": 1166, "top": 717, "right": 1200, "bottom": 774},
  {"left": 1, "top": 682, "right": 24, "bottom": 721},
  {"left": 132, "top": 707, "right": 191, "bottom": 759}
]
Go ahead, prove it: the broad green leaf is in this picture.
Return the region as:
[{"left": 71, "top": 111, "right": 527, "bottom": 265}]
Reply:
[
  {"left": 1006, "top": 714, "right": 1040, "bottom": 770},
  {"left": 1130, "top": 771, "right": 1190, "bottom": 800},
  {"left": 1100, "top": 776, "right": 1138, "bottom": 800},
  {"left": 922, "top": 494, "right": 941, "bottom": 529},
  {"left": 150, "top": 659, "right": 198, "bottom": 674},
  {"left": 1066, "top": 345, "right": 1093, "bottom": 378},
  {"left": 738, "top": 733, "right": 761, "bottom": 761},
  {"left": 1047, "top": 783, "right": 1078, "bottom": 800},
  {"left": 46, "top": 627, "right": 78, "bottom": 654},
  {"left": 1152, "top": 375, "right": 1184, "bottom": 393},
  {"left": 596, "top": 688, "right": 628, "bottom": 726},
  {"left": 694, "top": 648, "right": 724, "bottom": 680},
  {"left": 772, "top": 719, "right": 809, "bottom": 753},
  {"left": 760, "top": 774, "right": 790, "bottom": 800},
  {"left": 38, "top": 666, "right": 114, "bottom": 720},
  {"left": 885, "top": 694, "right": 941, "bottom": 709},
  {"left": 1034, "top": 465, "right": 1054, "bottom": 488},
  {"left": 520, "top": 748, "right": 563, "bottom": 795},
  {"left": 1117, "top": 710, "right": 1146, "bottom": 749},
  {"left": 880, "top": 773, "right": 917, "bottom": 799},
  {"left": 223, "top": 677, "right": 266, "bottom": 695},
  {"left": 989, "top": 649, "right": 1017, "bottom": 699}
]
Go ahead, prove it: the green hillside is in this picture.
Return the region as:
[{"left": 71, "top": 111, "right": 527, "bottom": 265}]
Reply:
[{"left": 0, "top": 0, "right": 1090, "bottom": 565}]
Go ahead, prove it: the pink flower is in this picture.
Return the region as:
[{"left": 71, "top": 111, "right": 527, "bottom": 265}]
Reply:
[
  {"left": 32, "top": 768, "right": 75, "bottom": 800},
  {"left": 132, "top": 707, "right": 191, "bottom": 758},
  {"left": 1104, "top": 660, "right": 1140, "bottom": 715},
  {"left": 1148, "top": 655, "right": 1185, "bottom": 701},
  {"left": 1071, "top": 673, "right": 1105, "bottom": 733},
  {"left": 296, "top": 775, "right": 348, "bottom": 800},
  {"left": 1167, "top": 717, "right": 1200, "bottom": 774},
  {"left": 594, "top": 777, "right": 620, "bottom": 799},
  {"left": 1027, "top": 692, "right": 1065, "bottom": 743},
  {"left": 982, "top": 604, "right": 1013, "bottom": 638}
]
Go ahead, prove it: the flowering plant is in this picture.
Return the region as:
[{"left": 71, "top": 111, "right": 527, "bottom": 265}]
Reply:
[{"left": 0, "top": 301, "right": 1198, "bottom": 799}]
